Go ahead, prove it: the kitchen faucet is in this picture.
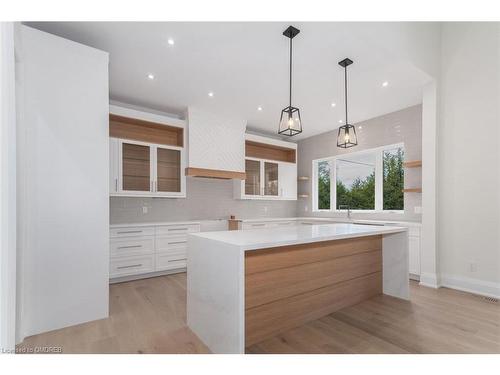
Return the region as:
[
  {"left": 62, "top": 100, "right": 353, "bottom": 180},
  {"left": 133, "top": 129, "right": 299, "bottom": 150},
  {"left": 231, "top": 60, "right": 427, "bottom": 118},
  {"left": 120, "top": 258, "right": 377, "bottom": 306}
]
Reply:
[{"left": 338, "top": 205, "right": 352, "bottom": 220}]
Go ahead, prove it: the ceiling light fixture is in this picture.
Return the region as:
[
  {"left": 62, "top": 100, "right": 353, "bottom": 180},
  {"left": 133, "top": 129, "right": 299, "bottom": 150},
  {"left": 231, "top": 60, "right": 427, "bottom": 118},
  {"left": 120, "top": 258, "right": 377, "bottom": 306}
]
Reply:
[
  {"left": 331, "top": 102, "right": 336, "bottom": 108},
  {"left": 167, "top": 38, "right": 175, "bottom": 46},
  {"left": 208, "top": 92, "right": 214, "bottom": 97},
  {"left": 257, "top": 106, "right": 263, "bottom": 111},
  {"left": 382, "top": 81, "right": 389, "bottom": 87},
  {"left": 278, "top": 25, "right": 302, "bottom": 137},
  {"left": 147, "top": 73, "right": 155, "bottom": 80},
  {"left": 337, "top": 58, "right": 358, "bottom": 148}
]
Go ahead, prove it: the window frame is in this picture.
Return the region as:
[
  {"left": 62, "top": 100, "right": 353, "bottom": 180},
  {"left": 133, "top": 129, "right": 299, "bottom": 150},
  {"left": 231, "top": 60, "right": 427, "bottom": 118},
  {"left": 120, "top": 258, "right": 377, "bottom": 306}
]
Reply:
[{"left": 312, "top": 143, "right": 405, "bottom": 213}]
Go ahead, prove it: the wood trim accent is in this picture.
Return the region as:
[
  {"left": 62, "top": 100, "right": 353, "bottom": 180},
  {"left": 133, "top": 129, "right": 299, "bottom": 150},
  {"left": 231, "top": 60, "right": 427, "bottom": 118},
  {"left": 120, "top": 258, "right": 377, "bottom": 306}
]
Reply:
[
  {"left": 245, "top": 235, "right": 382, "bottom": 275},
  {"left": 244, "top": 236, "right": 383, "bottom": 346},
  {"left": 110, "top": 114, "right": 183, "bottom": 147},
  {"left": 185, "top": 167, "right": 246, "bottom": 180},
  {"left": 246, "top": 249, "right": 382, "bottom": 309},
  {"left": 245, "top": 272, "right": 382, "bottom": 346},
  {"left": 402, "top": 188, "right": 422, "bottom": 193},
  {"left": 403, "top": 160, "right": 422, "bottom": 168},
  {"left": 245, "top": 141, "right": 296, "bottom": 163}
]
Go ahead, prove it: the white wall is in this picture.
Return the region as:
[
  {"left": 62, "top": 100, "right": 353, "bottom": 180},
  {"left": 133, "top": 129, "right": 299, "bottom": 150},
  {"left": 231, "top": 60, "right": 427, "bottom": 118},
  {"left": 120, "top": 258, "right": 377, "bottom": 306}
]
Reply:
[
  {"left": 15, "top": 25, "right": 110, "bottom": 339},
  {"left": 437, "top": 23, "right": 500, "bottom": 297},
  {"left": 0, "top": 22, "right": 17, "bottom": 352}
]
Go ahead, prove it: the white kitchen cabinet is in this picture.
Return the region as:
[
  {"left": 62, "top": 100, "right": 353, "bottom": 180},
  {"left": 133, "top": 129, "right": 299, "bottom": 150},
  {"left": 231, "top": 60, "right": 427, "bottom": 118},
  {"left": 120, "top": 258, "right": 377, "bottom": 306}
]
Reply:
[
  {"left": 278, "top": 162, "right": 297, "bottom": 200},
  {"left": 110, "top": 137, "right": 186, "bottom": 198},
  {"left": 234, "top": 158, "right": 297, "bottom": 200},
  {"left": 109, "top": 222, "right": 200, "bottom": 282},
  {"left": 408, "top": 226, "right": 421, "bottom": 280},
  {"left": 109, "top": 137, "right": 119, "bottom": 193}
]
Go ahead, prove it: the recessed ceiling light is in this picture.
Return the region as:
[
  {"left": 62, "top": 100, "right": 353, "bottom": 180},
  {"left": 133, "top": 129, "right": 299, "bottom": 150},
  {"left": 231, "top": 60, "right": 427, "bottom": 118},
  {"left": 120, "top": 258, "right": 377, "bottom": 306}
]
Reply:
[
  {"left": 208, "top": 92, "right": 214, "bottom": 97},
  {"left": 257, "top": 106, "right": 263, "bottom": 111},
  {"left": 147, "top": 73, "right": 155, "bottom": 80},
  {"left": 358, "top": 126, "right": 363, "bottom": 130},
  {"left": 331, "top": 102, "right": 336, "bottom": 107},
  {"left": 338, "top": 120, "right": 343, "bottom": 124},
  {"left": 167, "top": 38, "right": 175, "bottom": 46},
  {"left": 382, "top": 81, "right": 389, "bottom": 87}
]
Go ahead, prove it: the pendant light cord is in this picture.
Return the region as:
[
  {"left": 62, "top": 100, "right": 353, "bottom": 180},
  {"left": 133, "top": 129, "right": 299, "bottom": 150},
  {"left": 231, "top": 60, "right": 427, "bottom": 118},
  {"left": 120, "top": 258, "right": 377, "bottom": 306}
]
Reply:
[
  {"left": 289, "top": 36, "right": 292, "bottom": 108},
  {"left": 344, "top": 65, "right": 348, "bottom": 125}
]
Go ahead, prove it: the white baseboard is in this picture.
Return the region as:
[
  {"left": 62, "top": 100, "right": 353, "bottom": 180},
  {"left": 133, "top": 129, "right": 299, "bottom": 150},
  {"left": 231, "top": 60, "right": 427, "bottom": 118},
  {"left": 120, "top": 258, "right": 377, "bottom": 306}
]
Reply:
[
  {"left": 419, "top": 272, "right": 439, "bottom": 288},
  {"left": 440, "top": 274, "right": 500, "bottom": 299}
]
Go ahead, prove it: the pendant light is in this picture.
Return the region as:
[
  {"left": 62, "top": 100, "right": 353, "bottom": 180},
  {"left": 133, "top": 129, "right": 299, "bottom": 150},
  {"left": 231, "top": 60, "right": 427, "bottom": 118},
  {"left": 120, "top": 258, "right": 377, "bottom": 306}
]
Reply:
[
  {"left": 278, "top": 25, "right": 302, "bottom": 137},
  {"left": 337, "top": 58, "right": 358, "bottom": 148}
]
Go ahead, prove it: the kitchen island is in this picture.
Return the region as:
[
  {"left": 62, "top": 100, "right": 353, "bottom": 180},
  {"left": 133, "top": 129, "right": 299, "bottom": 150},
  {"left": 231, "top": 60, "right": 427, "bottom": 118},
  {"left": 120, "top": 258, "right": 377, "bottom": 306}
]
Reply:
[{"left": 187, "top": 223, "right": 409, "bottom": 353}]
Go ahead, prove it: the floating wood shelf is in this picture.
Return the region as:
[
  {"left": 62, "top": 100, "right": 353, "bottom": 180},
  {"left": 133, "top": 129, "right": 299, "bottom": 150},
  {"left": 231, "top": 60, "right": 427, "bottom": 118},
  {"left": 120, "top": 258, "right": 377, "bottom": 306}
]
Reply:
[
  {"left": 298, "top": 194, "right": 309, "bottom": 198},
  {"left": 402, "top": 188, "right": 422, "bottom": 193},
  {"left": 298, "top": 176, "right": 309, "bottom": 181},
  {"left": 403, "top": 160, "right": 422, "bottom": 168}
]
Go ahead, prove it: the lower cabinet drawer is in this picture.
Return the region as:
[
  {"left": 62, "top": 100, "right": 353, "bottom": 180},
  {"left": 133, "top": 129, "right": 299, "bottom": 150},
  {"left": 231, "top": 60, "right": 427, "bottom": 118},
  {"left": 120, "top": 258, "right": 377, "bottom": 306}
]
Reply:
[
  {"left": 156, "top": 235, "right": 188, "bottom": 252},
  {"left": 110, "top": 237, "right": 154, "bottom": 257},
  {"left": 156, "top": 224, "right": 200, "bottom": 236},
  {"left": 242, "top": 222, "right": 268, "bottom": 230},
  {"left": 156, "top": 251, "right": 187, "bottom": 272},
  {"left": 110, "top": 255, "right": 155, "bottom": 278}
]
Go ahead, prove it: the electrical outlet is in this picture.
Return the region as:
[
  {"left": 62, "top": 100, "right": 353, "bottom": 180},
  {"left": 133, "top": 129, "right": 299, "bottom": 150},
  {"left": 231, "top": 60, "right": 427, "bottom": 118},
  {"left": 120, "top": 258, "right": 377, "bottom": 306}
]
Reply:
[
  {"left": 414, "top": 206, "right": 422, "bottom": 214},
  {"left": 263, "top": 206, "right": 268, "bottom": 213},
  {"left": 304, "top": 205, "right": 308, "bottom": 212},
  {"left": 469, "top": 262, "right": 477, "bottom": 273},
  {"left": 142, "top": 206, "right": 148, "bottom": 214}
]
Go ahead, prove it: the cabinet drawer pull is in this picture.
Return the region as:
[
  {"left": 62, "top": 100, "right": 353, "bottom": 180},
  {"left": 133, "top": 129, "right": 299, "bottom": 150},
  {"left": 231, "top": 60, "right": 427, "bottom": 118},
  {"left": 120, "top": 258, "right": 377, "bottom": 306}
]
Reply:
[
  {"left": 117, "top": 264, "right": 142, "bottom": 269},
  {"left": 168, "top": 228, "right": 188, "bottom": 231},
  {"left": 252, "top": 223, "right": 266, "bottom": 227},
  {"left": 168, "top": 241, "right": 187, "bottom": 245},
  {"left": 117, "top": 230, "right": 142, "bottom": 234},
  {"left": 168, "top": 258, "right": 187, "bottom": 262},
  {"left": 117, "top": 245, "right": 142, "bottom": 249}
]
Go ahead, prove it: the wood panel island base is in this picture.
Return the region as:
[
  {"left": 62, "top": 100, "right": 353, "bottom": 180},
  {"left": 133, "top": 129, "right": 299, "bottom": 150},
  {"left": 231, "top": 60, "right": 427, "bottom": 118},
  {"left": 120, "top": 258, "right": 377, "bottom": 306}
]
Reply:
[{"left": 187, "top": 223, "right": 409, "bottom": 353}]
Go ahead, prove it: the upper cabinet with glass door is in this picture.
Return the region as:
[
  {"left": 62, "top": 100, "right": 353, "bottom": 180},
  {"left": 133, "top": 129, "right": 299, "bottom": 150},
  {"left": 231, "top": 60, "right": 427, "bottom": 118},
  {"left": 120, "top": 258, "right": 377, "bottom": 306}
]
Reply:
[
  {"left": 109, "top": 105, "right": 186, "bottom": 198},
  {"left": 234, "top": 134, "right": 297, "bottom": 200}
]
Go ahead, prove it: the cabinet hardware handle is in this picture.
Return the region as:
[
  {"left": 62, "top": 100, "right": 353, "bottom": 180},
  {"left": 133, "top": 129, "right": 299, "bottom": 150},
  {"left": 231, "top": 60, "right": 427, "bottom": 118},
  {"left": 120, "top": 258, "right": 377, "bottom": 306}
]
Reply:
[
  {"left": 154, "top": 181, "right": 157, "bottom": 192},
  {"left": 168, "top": 228, "right": 188, "bottom": 231},
  {"left": 168, "top": 258, "right": 187, "bottom": 262},
  {"left": 252, "top": 223, "right": 266, "bottom": 227},
  {"left": 115, "top": 178, "right": 118, "bottom": 191},
  {"left": 151, "top": 181, "right": 153, "bottom": 192},
  {"left": 117, "top": 245, "right": 142, "bottom": 249},
  {"left": 117, "top": 230, "right": 142, "bottom": 234},
  {"left": 168, "top": 241, "right": 187, "bottom": 245},
  {"left": 278, "top": 222, "right": 290, "bottom": 225},
  {"left": 117, "top": 264, "right": 142, "bottom": 269}
]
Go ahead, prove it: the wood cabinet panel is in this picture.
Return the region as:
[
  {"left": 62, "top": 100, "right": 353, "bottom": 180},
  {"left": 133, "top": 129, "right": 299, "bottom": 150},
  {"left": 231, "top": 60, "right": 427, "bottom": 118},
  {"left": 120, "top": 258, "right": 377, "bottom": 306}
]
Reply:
[
  {"left": 245, "top": 235, "right": 382, "bottom": 275},
  {"left": 245, "top": 272, "right": 382, "bottom": 346},
  {"left": 157, "top": 147, "right": 181, "bottom": 192},
  {"left": 246, "top": 141, "right": 296, "bottom": 163},
  {"left": 245, "top": 159, "right": 261, "bottom": 195},
  {"left": 246, "top": 249, "right": 382, "bottom": 309},
  {"left": 110, "top": 114, "right": 183, "bottom": 147}
]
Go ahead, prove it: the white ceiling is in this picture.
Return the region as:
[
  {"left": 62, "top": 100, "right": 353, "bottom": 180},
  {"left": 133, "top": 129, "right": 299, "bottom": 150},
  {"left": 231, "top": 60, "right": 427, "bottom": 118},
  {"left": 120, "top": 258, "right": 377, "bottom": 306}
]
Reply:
[{"left": 27, "top": 22, "right": 432, "bottom": 140}]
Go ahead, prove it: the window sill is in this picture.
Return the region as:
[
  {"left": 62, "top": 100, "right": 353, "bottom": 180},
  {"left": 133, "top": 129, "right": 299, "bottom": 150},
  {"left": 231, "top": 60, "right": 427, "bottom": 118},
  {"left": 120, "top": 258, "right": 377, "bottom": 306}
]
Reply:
[{"left": 312, "top": 209, "right": 405, "bottom": 214}]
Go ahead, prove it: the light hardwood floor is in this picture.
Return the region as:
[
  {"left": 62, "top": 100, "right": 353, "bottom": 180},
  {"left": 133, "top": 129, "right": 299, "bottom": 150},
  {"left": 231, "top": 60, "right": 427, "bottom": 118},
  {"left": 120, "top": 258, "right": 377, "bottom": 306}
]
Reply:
[{"left": 18, "top": 273, "right": 500, "bottom": 354}]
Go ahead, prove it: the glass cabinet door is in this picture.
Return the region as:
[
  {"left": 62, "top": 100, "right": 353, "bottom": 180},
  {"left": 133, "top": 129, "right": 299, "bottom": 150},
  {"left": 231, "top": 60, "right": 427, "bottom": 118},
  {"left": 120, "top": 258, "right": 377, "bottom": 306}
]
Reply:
[
  {"left": 121, "top": 142, "right": 151, "bottom": 192},
  {"left": 156, "top": 147, "right": 181, "bottom": 193},
  {"left": 245, "top": 159, "right": 261, "bottom": 196},
  {"left": 264, "top": 162, "right": 279, "bottom": 196}
]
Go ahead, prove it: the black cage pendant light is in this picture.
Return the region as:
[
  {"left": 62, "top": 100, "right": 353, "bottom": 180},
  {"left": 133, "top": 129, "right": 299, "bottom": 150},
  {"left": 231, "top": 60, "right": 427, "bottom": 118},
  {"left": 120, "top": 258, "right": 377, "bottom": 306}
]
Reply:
[
  {"left": 278, "top": 26, "right": 302, "bottom": 137},
  {"left": 337, "top": 58, "right": 358, "bottom": 148}
]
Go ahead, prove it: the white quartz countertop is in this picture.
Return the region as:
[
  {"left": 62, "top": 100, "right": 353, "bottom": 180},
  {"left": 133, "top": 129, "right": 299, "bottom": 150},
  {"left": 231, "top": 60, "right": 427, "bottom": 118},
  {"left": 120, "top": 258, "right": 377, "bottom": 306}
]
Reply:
[
  {"left": 110, "top": 221, "right": 201, "bottom": 228},
  {"left": 190, "top": 223, "right": 407, "bottom": 251},
  {"left": 237, "top": 216, "right": 421, "bottom": 227}
]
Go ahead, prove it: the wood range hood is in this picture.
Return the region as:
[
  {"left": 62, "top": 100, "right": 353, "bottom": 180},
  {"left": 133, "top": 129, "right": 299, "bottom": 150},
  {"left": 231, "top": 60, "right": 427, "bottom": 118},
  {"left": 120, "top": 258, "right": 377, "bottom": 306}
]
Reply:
[{"left": 185, "top": 167, "right": 246, "bottom": 180}]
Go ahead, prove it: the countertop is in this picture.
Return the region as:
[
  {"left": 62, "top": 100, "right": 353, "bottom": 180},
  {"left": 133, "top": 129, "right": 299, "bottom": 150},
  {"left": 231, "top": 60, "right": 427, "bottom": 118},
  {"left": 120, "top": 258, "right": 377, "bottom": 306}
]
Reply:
[{"left": 190, "top": 222, "right": 407, "bottom": 251}]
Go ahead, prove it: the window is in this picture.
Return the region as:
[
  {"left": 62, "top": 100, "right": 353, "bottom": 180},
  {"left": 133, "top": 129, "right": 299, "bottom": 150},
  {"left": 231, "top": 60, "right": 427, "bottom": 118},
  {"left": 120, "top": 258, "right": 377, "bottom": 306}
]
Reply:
[{"left": 313, "top": 144, "right": 404, "bottom": 212}]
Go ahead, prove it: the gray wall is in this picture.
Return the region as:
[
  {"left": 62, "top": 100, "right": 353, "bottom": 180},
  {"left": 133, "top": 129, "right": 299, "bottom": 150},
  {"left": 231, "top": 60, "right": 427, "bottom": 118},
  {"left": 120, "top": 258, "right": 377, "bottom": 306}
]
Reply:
[
  {"left": 111, "top": 105, "right": 422, "bottom": 224},
  {"left": 297, "top": 104, "right": 422, "bottom": 222},
  {"left": 110, "top": 178, "right": 297, "bottom": 224}
]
